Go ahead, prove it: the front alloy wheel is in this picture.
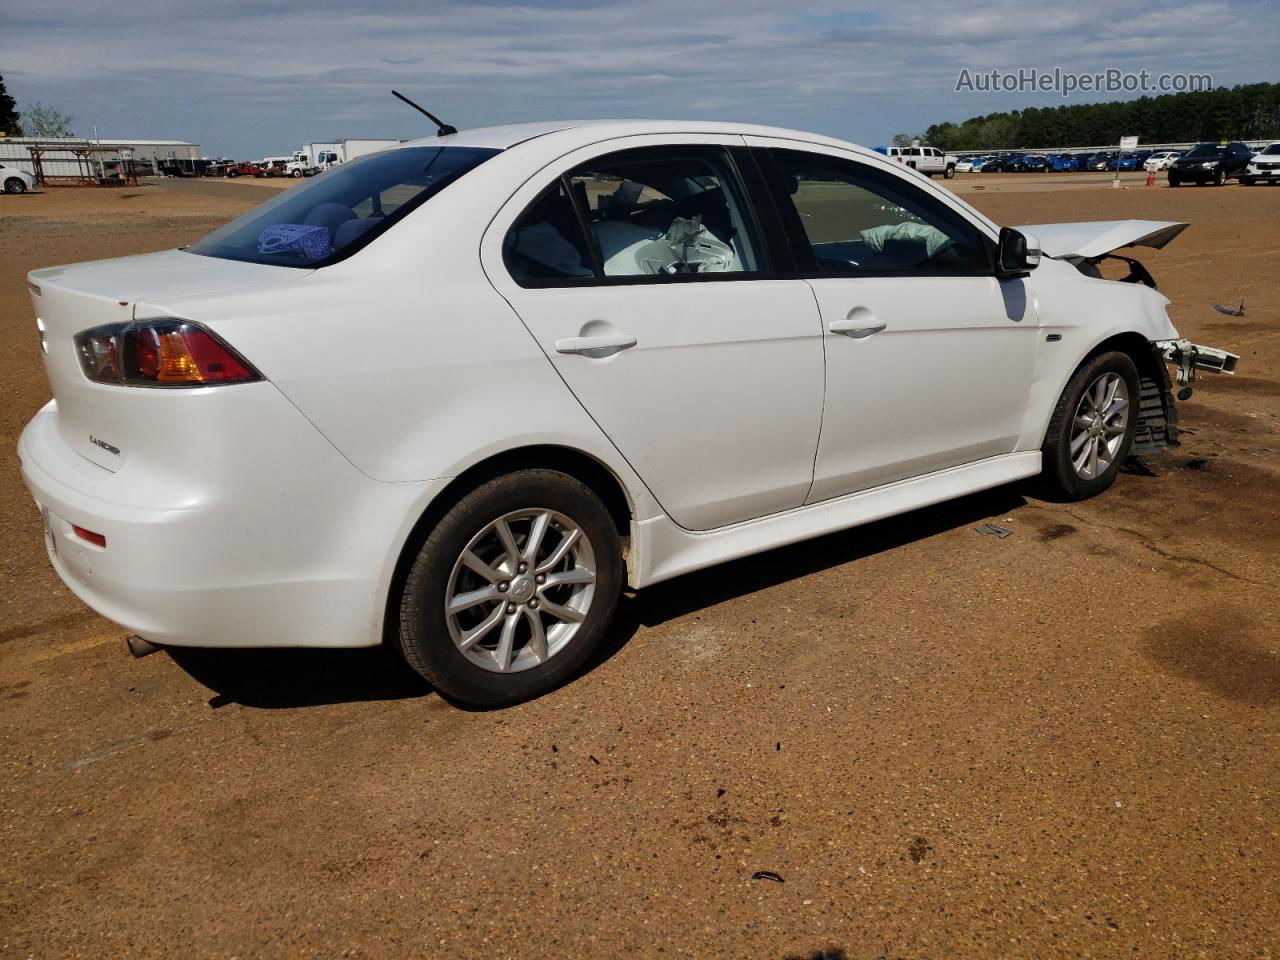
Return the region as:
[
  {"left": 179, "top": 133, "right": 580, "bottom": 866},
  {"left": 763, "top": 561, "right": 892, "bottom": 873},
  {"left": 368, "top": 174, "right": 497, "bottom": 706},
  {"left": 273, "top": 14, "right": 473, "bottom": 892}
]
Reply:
[
  {"left": 1068, "top": 373, "right": 1129, "bottom": 480},
  {"left": 1037, "top": 351, "right": 1140, "bottom": 501},
  {"left": 4, "top": 177, "right": 26, "bottom": 194}
]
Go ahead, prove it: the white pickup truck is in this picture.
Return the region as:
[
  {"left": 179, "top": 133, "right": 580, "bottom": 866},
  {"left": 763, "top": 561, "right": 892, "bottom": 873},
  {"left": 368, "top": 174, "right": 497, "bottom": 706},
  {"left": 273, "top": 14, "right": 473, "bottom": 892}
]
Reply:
[{"left": 887, "top": 146, "right": 958, "bottom": 179}]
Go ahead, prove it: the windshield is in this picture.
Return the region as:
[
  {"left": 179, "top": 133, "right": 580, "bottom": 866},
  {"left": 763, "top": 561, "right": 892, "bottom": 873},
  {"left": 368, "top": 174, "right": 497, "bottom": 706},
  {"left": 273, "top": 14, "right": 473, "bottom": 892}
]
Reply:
[
  {"left": 1185, "top": 143, "right": 1228, "bottom": 159},
  {"left": 188, "top": 145, "right": 499, "bottom": 267},
  {"left": 1263, "top": 143, "right": 1280, "bottom": 155}
]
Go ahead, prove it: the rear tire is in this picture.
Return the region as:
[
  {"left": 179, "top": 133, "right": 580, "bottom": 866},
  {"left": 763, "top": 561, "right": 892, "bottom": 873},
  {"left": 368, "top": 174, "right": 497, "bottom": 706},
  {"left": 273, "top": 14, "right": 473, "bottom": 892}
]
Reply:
[
  {"left": 398, "top": 469, "right": 624, "bottom": 708},
  {"left": 4, "top": 177, "right": 26, "bottom": 194},
  {"left": 1213, "top": 167, "right": 1226, "bottom": 186},
  {"left": 1036, "top": 351, "right": 1140, "bottom": 502}
]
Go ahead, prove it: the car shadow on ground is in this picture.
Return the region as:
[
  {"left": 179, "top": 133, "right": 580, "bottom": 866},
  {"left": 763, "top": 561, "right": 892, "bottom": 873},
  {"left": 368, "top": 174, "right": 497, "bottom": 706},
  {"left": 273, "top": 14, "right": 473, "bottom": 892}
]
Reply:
[{"left": 167, "top": 485, "right": 1028, "bottom": 711}]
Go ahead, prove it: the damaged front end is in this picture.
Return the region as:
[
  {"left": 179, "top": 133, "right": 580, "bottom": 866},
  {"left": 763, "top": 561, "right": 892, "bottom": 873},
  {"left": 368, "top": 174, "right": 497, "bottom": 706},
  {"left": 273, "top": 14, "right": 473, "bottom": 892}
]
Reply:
[
  {"left": 1019, "top": 218, "right": 1240, "bottom": 457},
  {"left": 1133, "top": 339, "right": 1239, "bottom": 456}
]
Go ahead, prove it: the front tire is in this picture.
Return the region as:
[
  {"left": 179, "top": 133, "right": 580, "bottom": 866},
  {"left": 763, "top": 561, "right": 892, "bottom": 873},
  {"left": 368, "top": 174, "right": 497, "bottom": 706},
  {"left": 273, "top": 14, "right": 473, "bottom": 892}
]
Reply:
[
  {"left": 1037, "top": 351, "right": 1140, "bottom": 502},
  {"left": 1168, "top": 171, "right": 1181, "bottom": 187},
  {"left": 943, "top": 165, "right": 955, "bottom": 179},
  {"left": 4, "top": 177, "right": 26, "bottom": 194},
  {"left": 1241, "top": 177, "right": 1255, "bottom": 185},
  {"left": 398, "top": 469, "right": 624, "bottom": 707}
]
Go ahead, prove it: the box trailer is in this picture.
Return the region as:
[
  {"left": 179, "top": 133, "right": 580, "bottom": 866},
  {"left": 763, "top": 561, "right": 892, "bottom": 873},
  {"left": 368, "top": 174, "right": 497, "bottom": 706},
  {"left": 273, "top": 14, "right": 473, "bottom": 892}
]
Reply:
[{"left": 337, "top": 139, "right": 402, "bottom": 162}]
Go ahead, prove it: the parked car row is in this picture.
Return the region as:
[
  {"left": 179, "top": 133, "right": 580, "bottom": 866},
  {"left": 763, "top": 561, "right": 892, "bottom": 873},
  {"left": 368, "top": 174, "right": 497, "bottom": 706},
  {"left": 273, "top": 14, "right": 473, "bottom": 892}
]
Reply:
[
  {"left": 967, "top": 150, "right": 1157, "bottom": 173},
  {"left": 205, "top": 159, "right": 288, "bottom": 179},
  {"left": 953, "top": 142, "right": 1271, "bottom": 185}
]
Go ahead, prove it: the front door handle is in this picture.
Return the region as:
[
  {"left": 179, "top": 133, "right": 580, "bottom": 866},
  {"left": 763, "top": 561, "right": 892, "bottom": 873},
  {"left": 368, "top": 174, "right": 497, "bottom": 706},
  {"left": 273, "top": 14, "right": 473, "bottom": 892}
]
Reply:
[
  {"left": 554, "top": 333, "right": 638, "bottom": 356},
  {"left": 828, "top": 317, "right": 887, "bottom": 339}
]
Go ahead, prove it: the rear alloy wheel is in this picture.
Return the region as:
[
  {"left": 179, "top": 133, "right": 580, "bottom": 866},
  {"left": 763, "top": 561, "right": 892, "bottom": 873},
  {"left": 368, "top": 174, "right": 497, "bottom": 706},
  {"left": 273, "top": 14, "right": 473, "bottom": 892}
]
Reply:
[
  {"left": 398, "top": 469, "right": 623, "bottom": 707},
  {"left": 4, "top": 177, "right": 26, "bottom": 194},
  {"left": 1213, "top": 167, "right": 1226, "bottom": 186},
  {"left": 1037, "top": 351, "right": 1140, "bottom": 501}
]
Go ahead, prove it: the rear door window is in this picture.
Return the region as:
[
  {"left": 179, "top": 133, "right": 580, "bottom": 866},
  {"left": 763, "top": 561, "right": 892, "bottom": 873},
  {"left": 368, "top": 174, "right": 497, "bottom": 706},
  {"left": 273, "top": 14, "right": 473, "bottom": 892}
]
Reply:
[{"left": 504, "top": 146, "right": 764, "bottom": 285}]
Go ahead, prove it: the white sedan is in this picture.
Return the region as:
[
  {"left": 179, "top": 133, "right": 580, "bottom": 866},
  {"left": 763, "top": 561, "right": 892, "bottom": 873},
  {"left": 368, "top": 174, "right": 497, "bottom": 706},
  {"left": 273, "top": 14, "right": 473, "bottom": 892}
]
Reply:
[
  {"left": 18, "top": 120, "right": 1236, "bottom": 706},
  {"left": 1, "top": 163, "right": 36, "bottom": 194},
  {"left": 1144, "top": 151, "right": 1182, "bottom": 171}
]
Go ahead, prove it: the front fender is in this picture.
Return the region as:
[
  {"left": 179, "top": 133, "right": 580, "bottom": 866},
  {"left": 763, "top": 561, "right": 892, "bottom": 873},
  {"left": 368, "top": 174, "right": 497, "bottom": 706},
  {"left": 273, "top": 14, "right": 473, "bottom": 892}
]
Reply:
[{"left": 1015, "top": 258, "right": 1179, "bottom": 451}]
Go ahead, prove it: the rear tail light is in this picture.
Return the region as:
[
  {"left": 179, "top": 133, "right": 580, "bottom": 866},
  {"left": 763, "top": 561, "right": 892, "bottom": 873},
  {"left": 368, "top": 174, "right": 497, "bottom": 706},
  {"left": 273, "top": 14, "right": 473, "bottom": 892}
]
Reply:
[{"left": 74, "top": 319, "right": 260, "bottom": 387}]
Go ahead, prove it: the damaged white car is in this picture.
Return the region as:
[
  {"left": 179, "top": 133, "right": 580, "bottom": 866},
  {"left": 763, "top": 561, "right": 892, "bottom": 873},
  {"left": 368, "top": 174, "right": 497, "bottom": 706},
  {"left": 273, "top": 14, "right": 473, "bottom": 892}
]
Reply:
[{"left": 18, "top": 120, "right": 1237, "bottom": 707}]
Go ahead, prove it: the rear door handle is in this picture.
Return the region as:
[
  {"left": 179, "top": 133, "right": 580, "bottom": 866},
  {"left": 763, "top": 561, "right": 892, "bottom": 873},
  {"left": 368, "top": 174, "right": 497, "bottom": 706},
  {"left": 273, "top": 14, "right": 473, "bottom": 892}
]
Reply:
[
  {"left": 554, "top": 333, "right": 638, "bottom": 355},
  {"left": 827, "top": 318, "right": 887, "bottom": 339}
]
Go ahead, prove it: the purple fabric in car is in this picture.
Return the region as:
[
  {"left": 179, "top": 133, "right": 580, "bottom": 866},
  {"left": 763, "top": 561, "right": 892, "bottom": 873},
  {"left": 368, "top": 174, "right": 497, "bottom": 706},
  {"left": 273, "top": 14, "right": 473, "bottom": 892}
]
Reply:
[{"left": 257, "top": 223, "right": 331, "bottom": 260}]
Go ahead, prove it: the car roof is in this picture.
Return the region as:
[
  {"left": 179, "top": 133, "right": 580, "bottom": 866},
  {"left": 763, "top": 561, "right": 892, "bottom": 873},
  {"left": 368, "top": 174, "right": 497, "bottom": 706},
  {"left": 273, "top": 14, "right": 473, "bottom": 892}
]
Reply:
[{"left": 399, "top": 119, "right": 880, "bottom": 158}]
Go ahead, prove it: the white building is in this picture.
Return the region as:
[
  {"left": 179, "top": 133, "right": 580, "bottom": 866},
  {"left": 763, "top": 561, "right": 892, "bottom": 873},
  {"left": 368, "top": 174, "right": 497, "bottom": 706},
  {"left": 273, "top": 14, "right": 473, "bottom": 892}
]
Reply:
[{"left": 0, "top": 137, "right": 201, "bottom": 178}]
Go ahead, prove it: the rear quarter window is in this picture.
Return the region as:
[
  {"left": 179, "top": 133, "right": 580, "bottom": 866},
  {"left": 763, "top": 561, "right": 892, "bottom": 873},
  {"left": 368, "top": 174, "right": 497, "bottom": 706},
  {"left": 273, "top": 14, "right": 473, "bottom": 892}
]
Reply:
[{"left": 188, "top": 146, "right": 499, "bottom": 268}]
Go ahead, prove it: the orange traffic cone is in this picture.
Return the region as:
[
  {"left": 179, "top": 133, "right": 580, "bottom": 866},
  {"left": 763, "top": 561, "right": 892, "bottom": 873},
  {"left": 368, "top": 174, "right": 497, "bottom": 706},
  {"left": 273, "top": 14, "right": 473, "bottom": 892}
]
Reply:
[{"left": 1146, "top": 169, "right": 1156, "bottom": 187}]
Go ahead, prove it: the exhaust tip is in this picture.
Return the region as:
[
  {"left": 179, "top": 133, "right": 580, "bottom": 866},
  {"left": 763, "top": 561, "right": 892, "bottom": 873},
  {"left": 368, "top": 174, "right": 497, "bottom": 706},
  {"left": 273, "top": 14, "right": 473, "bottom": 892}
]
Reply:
[{"left": 126, "top": 635, "right": 162, "bottom": 659}]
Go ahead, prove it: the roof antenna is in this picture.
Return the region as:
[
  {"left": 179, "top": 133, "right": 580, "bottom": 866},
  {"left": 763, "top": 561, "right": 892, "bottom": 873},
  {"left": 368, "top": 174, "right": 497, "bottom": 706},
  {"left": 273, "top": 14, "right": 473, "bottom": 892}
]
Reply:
[{"left": 391, "top": 90, "right": 458, "bottom": 137}]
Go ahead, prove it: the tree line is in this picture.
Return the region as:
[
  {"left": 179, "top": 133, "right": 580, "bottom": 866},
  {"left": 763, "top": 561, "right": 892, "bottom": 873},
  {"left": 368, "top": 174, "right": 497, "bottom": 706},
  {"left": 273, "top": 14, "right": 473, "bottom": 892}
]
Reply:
[
  {"left": 0, "top": 74, "right": 75, "bottom": 138},
  {"left": 897, "top": 82, "right": 1280, "bottom": 151}
]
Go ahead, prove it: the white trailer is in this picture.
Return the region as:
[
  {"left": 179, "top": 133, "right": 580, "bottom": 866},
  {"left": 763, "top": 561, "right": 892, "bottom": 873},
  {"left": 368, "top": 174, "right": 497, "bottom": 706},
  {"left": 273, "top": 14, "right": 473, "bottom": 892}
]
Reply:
[{"left": 337, "top": 139, "right": 402, "bottom": 162}]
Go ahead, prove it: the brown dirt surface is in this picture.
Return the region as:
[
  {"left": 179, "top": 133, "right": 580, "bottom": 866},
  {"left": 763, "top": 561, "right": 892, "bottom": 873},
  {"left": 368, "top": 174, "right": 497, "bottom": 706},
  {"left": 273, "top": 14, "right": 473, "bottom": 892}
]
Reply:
[{"left": 1, "top": 176, "right": 1278, "bottom": 959}]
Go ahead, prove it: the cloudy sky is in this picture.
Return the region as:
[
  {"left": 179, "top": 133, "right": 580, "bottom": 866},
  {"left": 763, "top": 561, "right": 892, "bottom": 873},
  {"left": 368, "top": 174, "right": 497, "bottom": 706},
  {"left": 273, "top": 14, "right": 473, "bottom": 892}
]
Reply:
[{"left": 2, "top": 0, "right": 1277, "bottom": 158}]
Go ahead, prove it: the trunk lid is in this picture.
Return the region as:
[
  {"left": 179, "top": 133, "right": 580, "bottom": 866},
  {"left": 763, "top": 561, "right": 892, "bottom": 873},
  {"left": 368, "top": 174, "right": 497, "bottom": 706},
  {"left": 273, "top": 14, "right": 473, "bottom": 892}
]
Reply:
[{"left": 29, "top": 250, "right": 306, "bottom": 471}]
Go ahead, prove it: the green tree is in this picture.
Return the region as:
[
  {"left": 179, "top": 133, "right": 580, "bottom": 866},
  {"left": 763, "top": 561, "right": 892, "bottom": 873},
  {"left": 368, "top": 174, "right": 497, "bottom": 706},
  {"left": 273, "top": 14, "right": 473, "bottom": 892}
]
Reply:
[
  {"left": 19, "top": 102, "right": 74, "bottom": 138},
  {"left": 0, "top": 75, "right": 19, "bottom": 136},
  {"left": 923, "top": 83, "right": 1280, "bottom": 150}
]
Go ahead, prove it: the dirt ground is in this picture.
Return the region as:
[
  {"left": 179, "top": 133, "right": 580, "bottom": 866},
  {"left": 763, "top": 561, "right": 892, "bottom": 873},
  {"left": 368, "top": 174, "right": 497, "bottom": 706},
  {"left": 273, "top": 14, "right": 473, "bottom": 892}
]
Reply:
[{"left": 1, "top": 174, "right": 1277, "bottom": 959}]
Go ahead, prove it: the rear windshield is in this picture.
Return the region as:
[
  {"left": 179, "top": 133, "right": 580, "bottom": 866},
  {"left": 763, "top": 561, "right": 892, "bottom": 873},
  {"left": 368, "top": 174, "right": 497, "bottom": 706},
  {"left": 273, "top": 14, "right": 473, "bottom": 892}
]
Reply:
[{"left": 188, "top": 145, "right": 499, "bottom": 267}]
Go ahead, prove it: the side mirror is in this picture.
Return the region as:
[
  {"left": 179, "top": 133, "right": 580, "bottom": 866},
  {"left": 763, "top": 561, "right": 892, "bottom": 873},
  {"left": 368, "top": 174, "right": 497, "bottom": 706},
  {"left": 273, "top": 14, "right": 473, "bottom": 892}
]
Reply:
[{"left": 997, "top": 227, "right": 1041, "bottom": 277}]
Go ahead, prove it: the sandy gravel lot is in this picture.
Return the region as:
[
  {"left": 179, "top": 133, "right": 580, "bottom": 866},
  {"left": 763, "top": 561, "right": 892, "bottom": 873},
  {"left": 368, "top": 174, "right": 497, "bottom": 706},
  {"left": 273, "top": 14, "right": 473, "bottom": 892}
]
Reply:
[{"left": 1, "top": 175, "right": 1277, "bottom": 959}]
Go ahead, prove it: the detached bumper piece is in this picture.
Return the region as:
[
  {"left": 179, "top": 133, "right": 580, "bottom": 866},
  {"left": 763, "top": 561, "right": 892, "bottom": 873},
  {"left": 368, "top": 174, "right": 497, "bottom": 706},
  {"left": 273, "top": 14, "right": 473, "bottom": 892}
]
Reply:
[
  {"left": 1132, "top": 339, "right": 1240, "bottom": 458},
  {"left": 1156, "top": 338, "right": 1240, "bottom": 384}
]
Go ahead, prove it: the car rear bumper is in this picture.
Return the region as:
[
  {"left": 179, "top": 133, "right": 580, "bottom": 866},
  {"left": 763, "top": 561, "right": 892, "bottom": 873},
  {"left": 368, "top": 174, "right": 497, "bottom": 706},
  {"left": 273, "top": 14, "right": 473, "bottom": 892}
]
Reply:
[{"left": 17, "top": 389, "right": 440, "bottom": 649}]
